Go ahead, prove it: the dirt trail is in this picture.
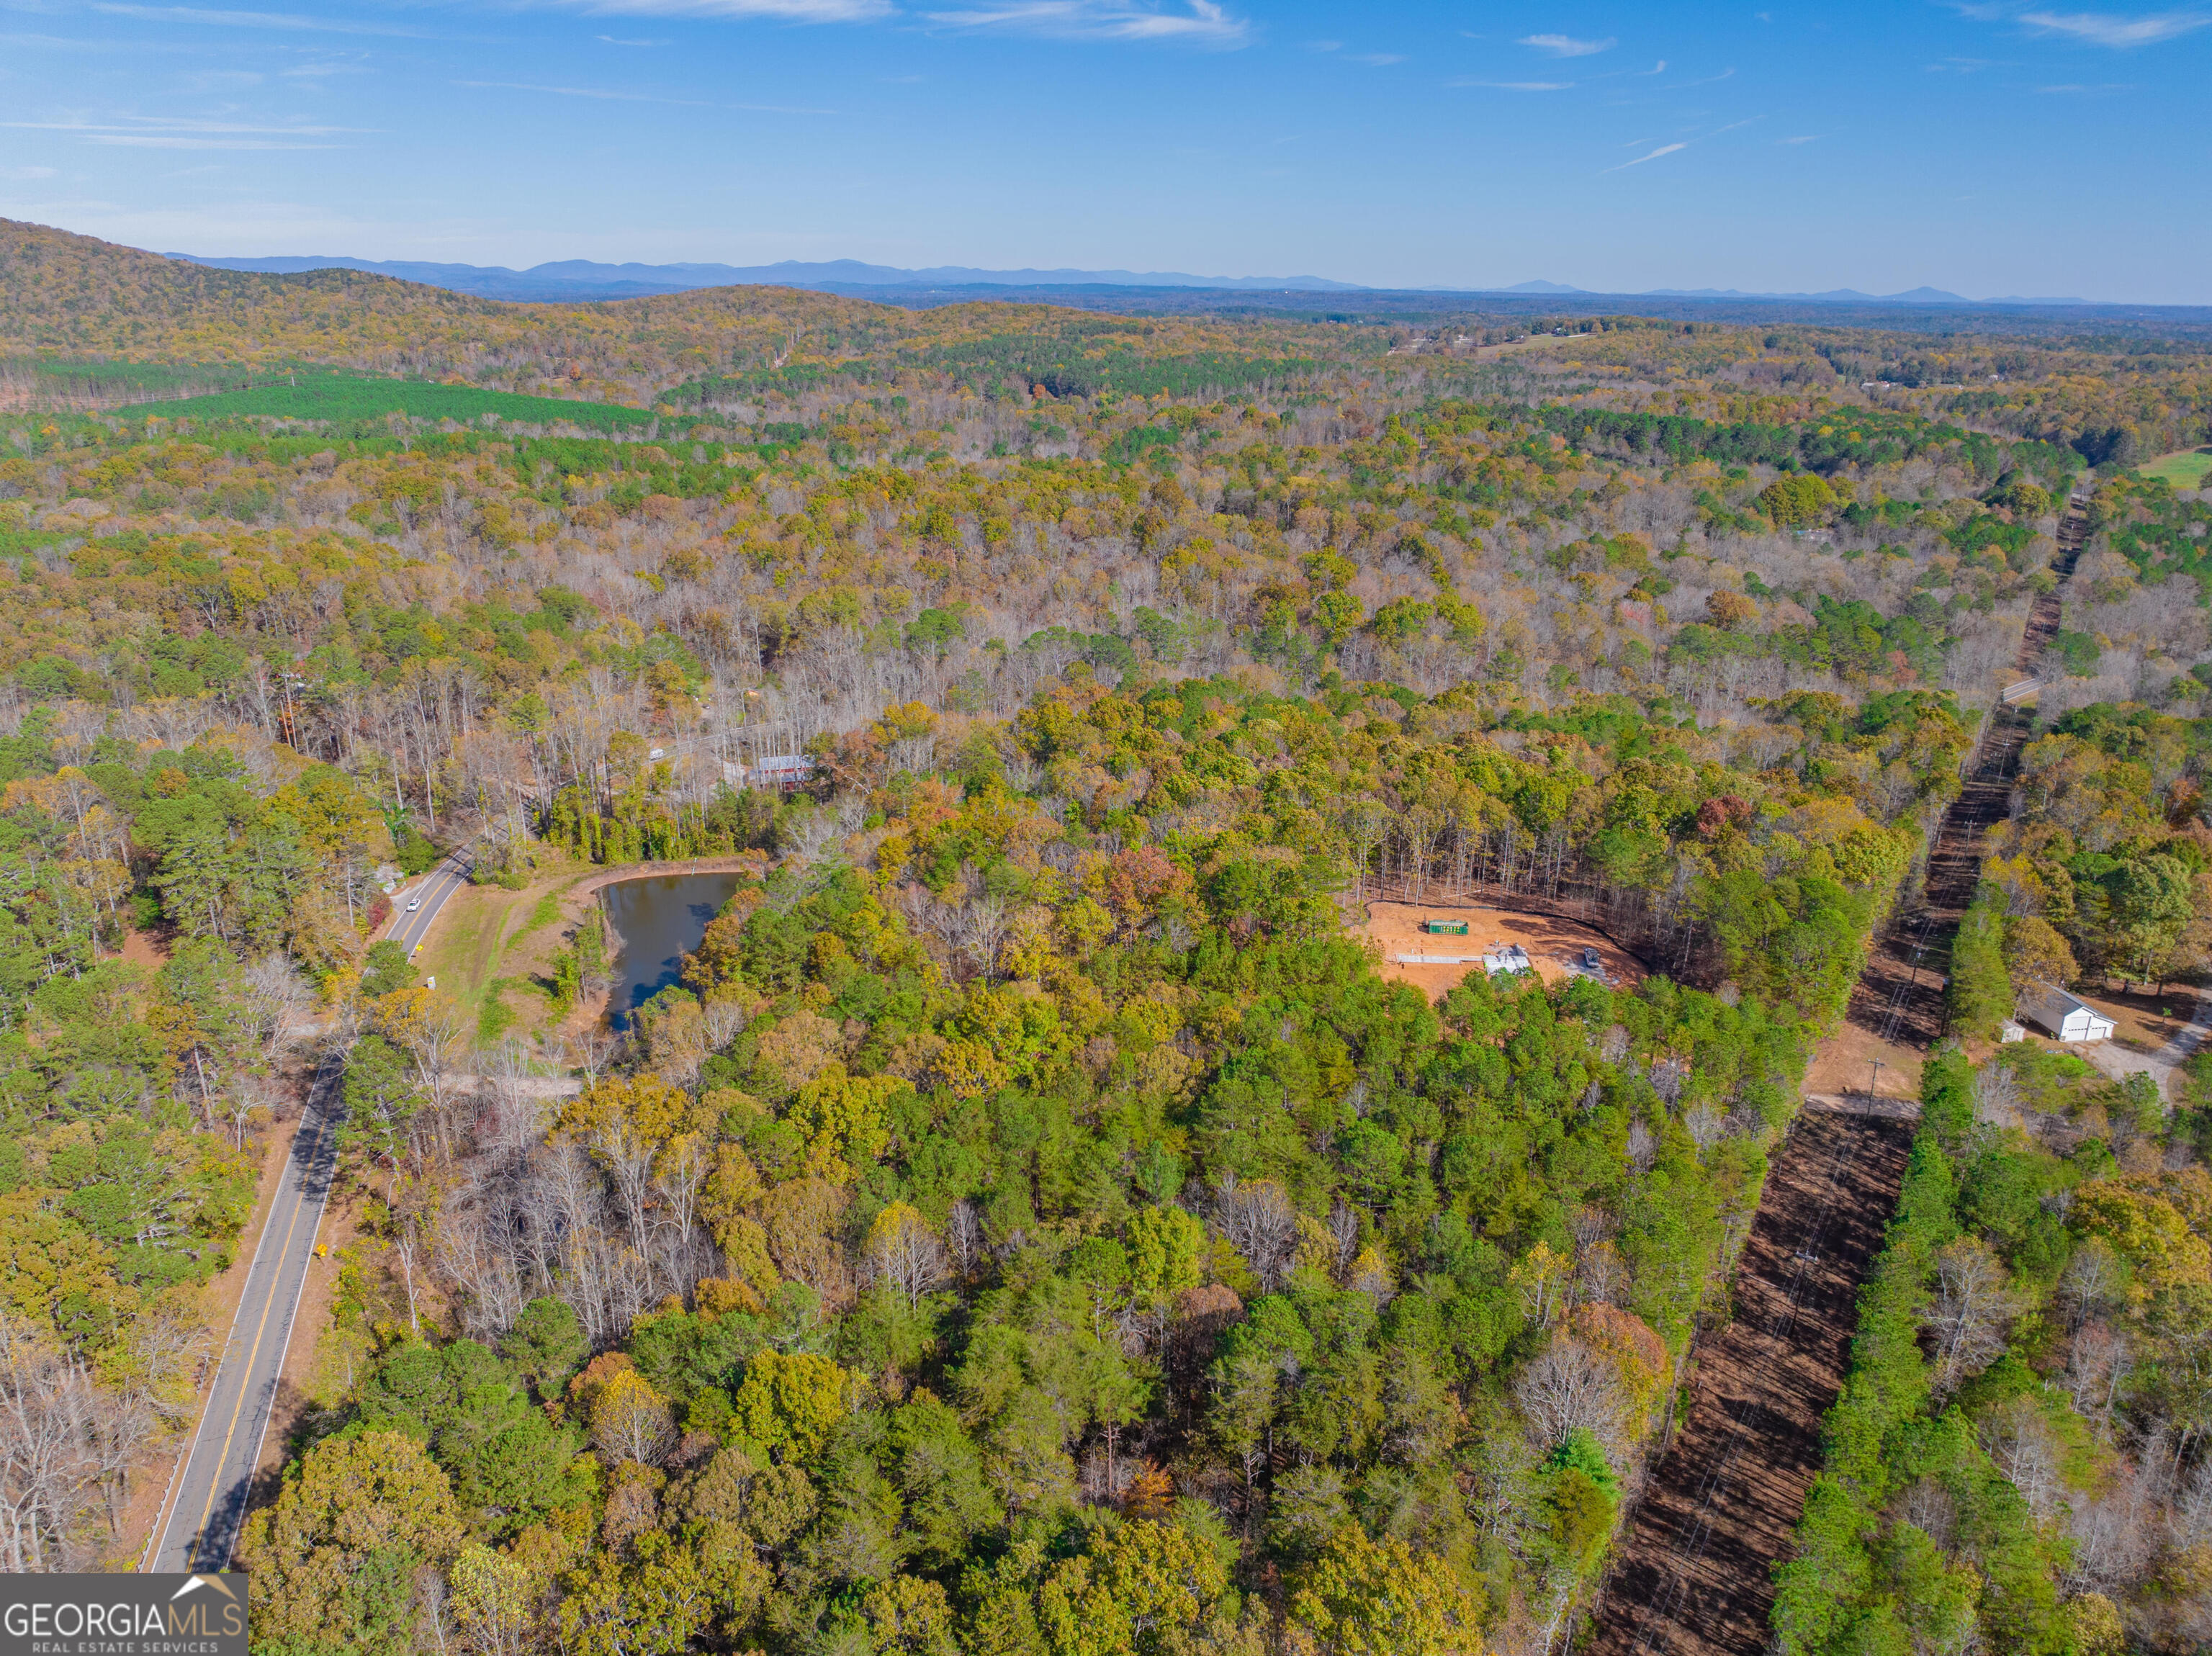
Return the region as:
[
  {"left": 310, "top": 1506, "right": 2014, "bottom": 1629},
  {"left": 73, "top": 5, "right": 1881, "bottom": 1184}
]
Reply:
[
  {"left": 1846, "top": 497, "right": 2088, "bottom": 1048},
  {"left": 1581, "top": 496, "right": 2090, "bottom": 1654}
]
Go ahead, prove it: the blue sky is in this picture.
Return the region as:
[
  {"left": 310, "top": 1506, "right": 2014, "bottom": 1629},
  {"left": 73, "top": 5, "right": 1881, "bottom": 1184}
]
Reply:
[{"left": 0, "top": 0, "right": 2206, "bottom": 300}]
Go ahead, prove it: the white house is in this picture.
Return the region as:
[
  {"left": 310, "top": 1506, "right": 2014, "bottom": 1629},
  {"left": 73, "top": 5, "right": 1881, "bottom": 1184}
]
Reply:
[{"left": 2019, "top": 985, "right": 2116, "bottom": 1043}]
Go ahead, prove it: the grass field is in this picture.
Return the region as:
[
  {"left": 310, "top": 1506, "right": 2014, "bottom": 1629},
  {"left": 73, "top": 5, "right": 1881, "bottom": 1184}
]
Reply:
[
  {"left": 2138, "top": 448, "right": 2212, "bottom": 488},
  {"left": 408, "top": 853, "right": 602, "bottom": 1053},
  {"left": 120, "top": 371, "right": 660, "bottom": 432},
  {"left": 2, "top": 357, "right": 253, "bottom": 402}
]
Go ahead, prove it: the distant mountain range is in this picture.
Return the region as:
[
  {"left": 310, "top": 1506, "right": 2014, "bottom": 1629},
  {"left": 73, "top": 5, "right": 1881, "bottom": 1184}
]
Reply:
[
  {"left": 164, "top": 253, "right": 1368, "bottom": 302},
  {"left": 1635, "top": 284, "right": 2090, "bottom": 305},
  {"left": 1503, "top": 279, "right": 2090, "bottom": 305},
  {"left": 161, "top": 251, "right": 2096, "bottom": 307}
]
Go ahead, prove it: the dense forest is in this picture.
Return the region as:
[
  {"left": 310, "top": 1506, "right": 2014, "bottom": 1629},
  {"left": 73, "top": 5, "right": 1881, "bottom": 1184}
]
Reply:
[
  {"left": 1776, "top": 1036, "right": 2212, "bottom": 1654},
  {"left": 0, "top": 220, "right": 2209, "bottom": 1652}
]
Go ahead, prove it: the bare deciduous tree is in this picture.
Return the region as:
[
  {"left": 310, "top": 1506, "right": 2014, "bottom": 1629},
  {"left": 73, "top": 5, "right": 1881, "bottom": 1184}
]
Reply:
[
  {"left": 948, "top": 1199, "right": 984, "bottom": 1281},
  {"left": 1683, "top": 1103, "right": 1726, "bottom": 1156},
  {"left": 2063, "top": 1462, "right": 2157, "bottom": 1594},
  {"left": 240, "top": 950, "right": 314, "bottom": 1059},
  {"left": 1213, "top": 1175, "right": 1296, "bottom": 1292},
  {"left": 1978, "top": 1394, "right": 2063, "bottom": 1520},
  {"left": 1514, "top": 1337, "right": 1629, "bottom": 1458},
  {"left": 1925, "top": 1237, "right": 2018, "bottom": 1390},
  {"left": 0, "top": 1315, "right": 114, "bottom": 1570},
  {"left": 962, "top": 896, "right": 1010, "bottom": 981},
  {"left": 2066, "top": 1320, "right": 2132, "bottom": 1428},
  {"left": 2059, "top": 1238, "right": 2126, "bottom": 1332},
  {"left": 864, "top": 1204, "right": 948, "bottom": 1310}
]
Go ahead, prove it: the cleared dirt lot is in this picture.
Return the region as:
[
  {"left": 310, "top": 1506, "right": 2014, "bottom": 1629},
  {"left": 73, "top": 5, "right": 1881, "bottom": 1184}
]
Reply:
[{"left": 1359, "top": 899, "right": 1648, "bottom": 1001}]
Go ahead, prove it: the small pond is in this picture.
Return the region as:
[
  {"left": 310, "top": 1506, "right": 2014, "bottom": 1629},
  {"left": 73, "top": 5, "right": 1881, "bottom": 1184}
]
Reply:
[{"left": 601, "top": 873, "right": 741, "bottom": 1028}]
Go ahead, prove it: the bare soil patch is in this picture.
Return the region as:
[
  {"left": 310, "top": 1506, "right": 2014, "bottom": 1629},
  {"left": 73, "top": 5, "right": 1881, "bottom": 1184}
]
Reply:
[
  {"left": 118, "top": 927, "right": 173, "bottom": 971},
  {"left": 1801, "top": 1015, "right": 1925, "bottom": 1103},
  {"left": 1360, "top": 899, "right": 1647, "bottom": 1002}
]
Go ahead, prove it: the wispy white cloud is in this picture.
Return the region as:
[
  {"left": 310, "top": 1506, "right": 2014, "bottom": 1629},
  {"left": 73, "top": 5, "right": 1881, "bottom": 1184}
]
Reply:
[
  {"left": 457, "top": 78, "right": 712, "bottom": 102},
  {"left": 1639, "top": 58, "right": 1665, "bottom": 72},
  {"left": 0, "top": 32, "right": 138, "bottom": 50},
  {"left": 1779, "top": 132, "right": 1819, "bottom": 142},
  {"left": 87, "top": 132, "right": 339, "bottom": 146},
  {"left": 90, "top": 4, "right": 436, "bottom": 35},
  {"left": 2036, "top": 78, "right": 2132, "bottom": 87},
  {"left": 920, "top": 0, "right": 1248, "bottom": 42},
  {"left": 597, "top": 33, "right": 668, "bottom": 43},
  {"left": 456, "top": 78, "right": 838, "bottom": 109},
  {"left": 1451, "top": 78, "right": 1573, "bottom": 89},
  {"left": 1604, "top": 140, "right": 1685, "bottom": 171},
  {"left": 539, "top": 0, "right": 889, "bottom": 18},
  {"left": 1519, "top": 31, "right": 1612, "bottom": 55},
  {"left": 1349, "top": 51, "right": 1401, "bottom": 64},
  {"left": 4, "top": 116, "right": 351, "bottom": 149},
  {"left": 0, "top": 165, "right": 58, "bottom": 179},
  {"left": 2016, "top": 8, "right": 2207, "bottom": 44},
  {"left": 4, "top": 116, "right": 363, "bottom": 133},
  {"left": 0, "top": 197, "right": 493, "bottom": 258}
]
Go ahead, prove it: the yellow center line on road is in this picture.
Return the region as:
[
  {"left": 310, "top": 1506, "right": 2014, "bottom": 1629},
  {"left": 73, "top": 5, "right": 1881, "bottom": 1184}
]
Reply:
[{"left": 180, "top": 1099, "right": 326, "bottom": 1569}]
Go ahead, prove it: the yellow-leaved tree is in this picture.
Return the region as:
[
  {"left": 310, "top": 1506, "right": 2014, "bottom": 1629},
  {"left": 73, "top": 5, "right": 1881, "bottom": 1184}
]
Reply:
[{"left": 1286, "top": 1528, "right": 1485, "bottom": 1656}]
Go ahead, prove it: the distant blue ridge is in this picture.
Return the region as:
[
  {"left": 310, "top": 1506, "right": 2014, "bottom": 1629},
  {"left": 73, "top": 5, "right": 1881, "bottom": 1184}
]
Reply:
[
  {"left": 161, "top": 253, "right": 1367, "bottom": 300},
  {"left": 158, "top": 253, "right": 2094, "bottom": 307}
]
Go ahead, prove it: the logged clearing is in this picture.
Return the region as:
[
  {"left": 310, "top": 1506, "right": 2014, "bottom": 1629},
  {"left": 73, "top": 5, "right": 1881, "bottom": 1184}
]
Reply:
[
  {"left": 1585, "top": 494, "right": 2097, "bottom": 1655},
  {"left": 1585, "top": 1103, "right": 1917, "bottom": 1656},
  {"left": 1360, "top": 899, "right": 1647, "bottom": 1002}
]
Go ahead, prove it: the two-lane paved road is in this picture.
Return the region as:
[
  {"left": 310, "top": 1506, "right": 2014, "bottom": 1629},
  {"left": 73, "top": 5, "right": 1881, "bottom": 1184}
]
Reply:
[
  {"left": 385, "top": 847, "right": 474, "bottom": 958},
  {"left": 148, "top": 844, "right": 472, "bottom": 1570},
  {"left": 150, "top": 1048, "right": 344, "bottom": 1572}
]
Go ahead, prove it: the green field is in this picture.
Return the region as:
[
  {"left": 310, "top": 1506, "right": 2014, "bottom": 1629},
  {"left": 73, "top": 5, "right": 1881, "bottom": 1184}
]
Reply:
[
  {"left": 1, "top": 357, "right": 252, "bottom": 402},
  {"left": 117, "top": 371, "right": 660, "bottom": 432},
  {"left": 2138, "top": 447, "right": 2212, "bottom": 488}
]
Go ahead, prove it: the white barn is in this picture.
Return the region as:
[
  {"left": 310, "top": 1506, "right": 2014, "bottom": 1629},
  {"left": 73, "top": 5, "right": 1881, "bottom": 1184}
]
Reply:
[{"left": 2019, "top": 985, "right": 2116, "bottom": 1043}]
